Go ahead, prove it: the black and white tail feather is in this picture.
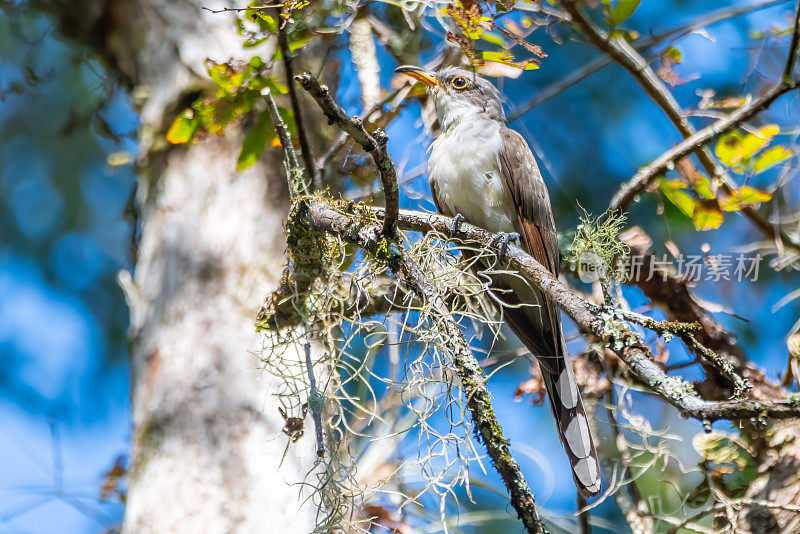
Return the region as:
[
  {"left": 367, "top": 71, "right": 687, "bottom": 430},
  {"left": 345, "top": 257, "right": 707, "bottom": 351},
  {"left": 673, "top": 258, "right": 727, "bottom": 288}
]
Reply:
[{"left": 503, "top": 299, "right": 602, "bottom": 498}]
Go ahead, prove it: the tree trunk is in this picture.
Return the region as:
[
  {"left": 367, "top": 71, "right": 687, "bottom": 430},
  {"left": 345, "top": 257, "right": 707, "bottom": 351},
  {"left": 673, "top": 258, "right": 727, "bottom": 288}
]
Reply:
[{"left": 37, "top": 1, "right": 318, "bottom": 531}]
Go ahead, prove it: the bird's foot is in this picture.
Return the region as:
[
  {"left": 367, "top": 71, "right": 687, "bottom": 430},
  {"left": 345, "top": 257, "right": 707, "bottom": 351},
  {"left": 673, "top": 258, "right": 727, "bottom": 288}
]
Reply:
[
  {"left": 491, "top": 232, "right": 520, "bottom": 261},
  {"left": 450, "top": 213, "right": 465, "bottom": 234}
]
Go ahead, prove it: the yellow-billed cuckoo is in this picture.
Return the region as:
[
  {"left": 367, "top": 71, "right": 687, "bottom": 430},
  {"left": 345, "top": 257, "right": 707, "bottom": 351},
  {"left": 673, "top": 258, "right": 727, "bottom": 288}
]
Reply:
[{"left": 396, "top": 65, "right": 601, "bottom": 497}]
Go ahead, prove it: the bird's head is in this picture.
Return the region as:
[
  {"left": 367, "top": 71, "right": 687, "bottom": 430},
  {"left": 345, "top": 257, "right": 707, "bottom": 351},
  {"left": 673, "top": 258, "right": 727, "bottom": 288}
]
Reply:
[{"left": 395, "top": 65, "right": 505, "bottom": 130}]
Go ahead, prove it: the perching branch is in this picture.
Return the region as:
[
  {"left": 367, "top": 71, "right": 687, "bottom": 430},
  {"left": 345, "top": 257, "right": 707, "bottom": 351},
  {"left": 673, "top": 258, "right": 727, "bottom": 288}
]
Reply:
[
  {"left": 296, "top": 72, "right": 399, "bottom": 237},
  {"left": 300, "top": 199, "right": 800, "bottom": 423}
]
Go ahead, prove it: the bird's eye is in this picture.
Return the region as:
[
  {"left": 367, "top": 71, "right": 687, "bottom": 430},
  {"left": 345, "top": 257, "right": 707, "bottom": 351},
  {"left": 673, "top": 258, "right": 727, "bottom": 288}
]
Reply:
[{"left": 450, "top": 76, "right": 469, "bottom": 90}]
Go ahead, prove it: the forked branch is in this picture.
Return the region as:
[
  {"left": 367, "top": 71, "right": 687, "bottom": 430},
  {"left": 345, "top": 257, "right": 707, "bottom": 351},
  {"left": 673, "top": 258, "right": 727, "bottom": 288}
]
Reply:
[{"left": 296, "top": 72, "right": 400, "bottom": 237}]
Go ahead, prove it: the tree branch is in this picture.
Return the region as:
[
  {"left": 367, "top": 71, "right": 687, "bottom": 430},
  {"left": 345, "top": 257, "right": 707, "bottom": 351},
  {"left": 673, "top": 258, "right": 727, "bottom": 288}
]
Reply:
[
  {"left": 509, "top": 0, "right": 792, "bottom": 121},
  {"left": 783, "top": 0, "right": 800, "bottom": 82},
  {"left": 300, "top": 200, "right": 800, "bottom": 423},
  {"left": 619, "top": 228, "right": 748, "bottom": 365},
  {"left": 315, "top": 82, "right": 411, "bottom": 177},
  {"left": 296, "top": 72, "right": 399, "bottom": 237},
  {"left": 305, "top": 201, "right": 549, "bottom": 534},
  {"left": 561, "top": 0, "right": 800, "bottom": 254},
  {"left": 263, "top": 89, "right": 308, "bottom": 197},
  {"left": 275, "top": 11, "right": 317, "bottom": 190},
  {"left": 607, "top": 81, "right": 800, "bottom": 215},
  {"left": 201, "top": 4, "right": 283, "bottom": 14}
]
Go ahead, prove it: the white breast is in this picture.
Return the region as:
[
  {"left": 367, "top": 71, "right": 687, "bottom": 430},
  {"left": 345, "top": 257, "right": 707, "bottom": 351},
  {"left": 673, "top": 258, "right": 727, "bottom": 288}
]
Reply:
[{"left": 427, "top": 119, "right": 516, "bottom": 234}]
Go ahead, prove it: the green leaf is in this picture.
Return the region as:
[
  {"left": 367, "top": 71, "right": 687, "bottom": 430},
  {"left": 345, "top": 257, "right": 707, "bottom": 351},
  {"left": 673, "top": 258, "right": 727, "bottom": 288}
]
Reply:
[
  {"left": 210, "top": 91, "right": 259, "bottom": 133},
  {"left": 715, "top": 124, "right": 780, "bottom": 170},
  {"left": 166, "top": 111, "right": 199, "bottom": 144},
  {"left": 692, "top": 200, "right": 724, "bottom": 230},
  {"left": 753, "top": 145, "right": 793, "bottom": 173},
  {"left": 719, "top": 186, "right": 772, "bottom": 211},
  {"left": 480, "top": 51, "right": 540, "bottom": 70},
  {"left": 237, "top": 110, "right": 273, "bottom": 172},
  {"left": 694, "top": 175, "right": 715, "bottom": 200},
  {"left": 663, "top": 47, "right": 682, "bottom": 63},
  {"left": 609, "top": 0, "right": 641, "bottom": 27},
  {"left": 479, "top": 31, "right": 505, "bottom": 46},
  {"left": 289, "top": 31, "right": 314, "bottom": 52},
  {"left": 659, "top": 178, "right": 698, "bottom": 217},
  {"left": 207, "top": 61, "right": 244, "bottom": 95}
]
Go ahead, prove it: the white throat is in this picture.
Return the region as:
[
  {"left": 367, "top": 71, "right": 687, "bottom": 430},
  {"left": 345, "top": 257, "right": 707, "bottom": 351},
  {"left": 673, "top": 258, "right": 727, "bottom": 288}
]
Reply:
[{"left": 432, "top": 87, "right": 483, "bottom": 131}]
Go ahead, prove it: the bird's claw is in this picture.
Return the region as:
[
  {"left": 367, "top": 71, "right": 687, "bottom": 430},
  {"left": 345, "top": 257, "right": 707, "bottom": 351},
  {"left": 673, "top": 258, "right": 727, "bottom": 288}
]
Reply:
[
  {"left": 491, "top": 232, "right": 520, "bottom": 261},
  {"left": 450, "top": 213, "right": 465, "bottom": 234}
]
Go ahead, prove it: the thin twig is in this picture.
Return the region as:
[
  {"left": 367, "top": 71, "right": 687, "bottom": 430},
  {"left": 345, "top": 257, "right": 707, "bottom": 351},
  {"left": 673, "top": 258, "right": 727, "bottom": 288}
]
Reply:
[
  {"left": 275, "top": 8, "right": 318, "bottom": 190},
  {"left": 297, "top": 72, "right": 399, "bottom": 236},
  {"left": 618, "top": 310, "right": 751, "bottom": 397},
  {"left": 202, "top": 4, "right": 283, "bottom": 14},
  {"left": 315, "top": 82, "right": 411, "bottom": 176},
  {"left": 304, "top": 342, "right": 325, "bottom": 457},
  {"left": 263, "top": 89, "right": 307, "bottom": 196},
  {"left": 607, "top": 81, "right": 800, "bottom": 216}
]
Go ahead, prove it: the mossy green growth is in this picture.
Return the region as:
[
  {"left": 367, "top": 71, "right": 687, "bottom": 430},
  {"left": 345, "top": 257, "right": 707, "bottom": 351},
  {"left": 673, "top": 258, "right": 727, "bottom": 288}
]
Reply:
[
  {"left": 566, "top": 207, "right": 630, "bottom": 289},
  {"left": 256, "top": 196, "right": 335, "bottom": 331},
  {"left": 598, "top": 307, "right": 641, "bottom": 350}
]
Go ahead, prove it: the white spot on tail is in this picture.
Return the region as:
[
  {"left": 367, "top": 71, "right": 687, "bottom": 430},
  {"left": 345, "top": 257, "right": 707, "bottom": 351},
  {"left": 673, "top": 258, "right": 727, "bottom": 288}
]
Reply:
[
  {"left": 557, "top": 364, "right": 578, "bottom": 409},
  {"left": 573, "top": 457, "right": 601, "bottom": 494},
  {"left": 565, "top": 414, "right": 592, "bottom": 458}
]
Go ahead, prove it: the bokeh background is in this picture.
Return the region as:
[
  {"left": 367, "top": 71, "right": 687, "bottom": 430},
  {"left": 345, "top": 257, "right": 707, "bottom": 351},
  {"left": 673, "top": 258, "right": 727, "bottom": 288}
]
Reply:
[{"left": 1, "top": 0, "right": 799, "bottom": 531}]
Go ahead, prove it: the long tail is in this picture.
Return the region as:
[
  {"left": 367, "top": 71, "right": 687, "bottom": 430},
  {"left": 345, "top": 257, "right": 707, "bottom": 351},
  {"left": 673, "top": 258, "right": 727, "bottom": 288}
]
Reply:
[
  {"left": 503, "top": 295, "right": 602, "bottom": 497},
  {"left": 539, "top": 344, "right": 602, "bottom": 497}
]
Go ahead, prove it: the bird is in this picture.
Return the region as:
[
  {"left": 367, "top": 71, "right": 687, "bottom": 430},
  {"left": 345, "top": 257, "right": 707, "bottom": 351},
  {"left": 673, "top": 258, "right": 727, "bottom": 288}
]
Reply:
[{"left": 395, "top": 65, "right": 601, "bottom": 497}]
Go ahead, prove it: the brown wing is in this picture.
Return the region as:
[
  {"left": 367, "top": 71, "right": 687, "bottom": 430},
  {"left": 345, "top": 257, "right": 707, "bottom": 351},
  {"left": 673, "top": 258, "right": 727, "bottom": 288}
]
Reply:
[
  {"left": 497, "top": 128, "right": 562, "bottom": 363},
  {"left": 497, "top": 127, "right": 601, "bottom": 497}
]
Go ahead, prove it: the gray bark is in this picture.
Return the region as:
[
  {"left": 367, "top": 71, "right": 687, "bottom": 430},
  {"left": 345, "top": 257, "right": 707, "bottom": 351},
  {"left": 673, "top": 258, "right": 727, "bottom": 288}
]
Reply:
[{"left": 36, "top": 0, "right": 318, "bottom": 531}]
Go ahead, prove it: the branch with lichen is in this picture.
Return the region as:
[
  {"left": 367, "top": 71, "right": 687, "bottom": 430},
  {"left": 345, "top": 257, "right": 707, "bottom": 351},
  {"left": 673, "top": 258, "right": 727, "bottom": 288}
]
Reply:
[
  {"left": 302, "top": 199, "right": 549, "bottom": 534},
  {"left": 286, "top": 198, "right": 800, "bottom": 424},
  {"left": 616, "top": 309, "right": 751, "bottom": 397},
  {"left": 281, "top": 76, "right": 550, "bottom": 532},
  {"left": 295, "top": 72, "right": 399, "bottom": 237}
]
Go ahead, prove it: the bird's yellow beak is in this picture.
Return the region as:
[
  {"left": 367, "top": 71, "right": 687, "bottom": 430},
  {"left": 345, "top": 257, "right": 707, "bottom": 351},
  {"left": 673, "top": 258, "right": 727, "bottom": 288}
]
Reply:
[{"left": 395, "top": 65, "right": 442, "bottom": 88}]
